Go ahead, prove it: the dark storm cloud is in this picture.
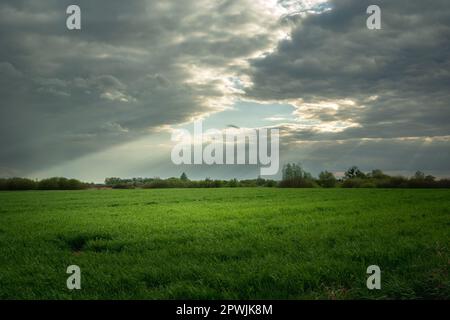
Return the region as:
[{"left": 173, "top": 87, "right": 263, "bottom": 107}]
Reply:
[
  {"left": 1, "top": 0, "right": 449, "bottom": 178},
  {"left": 0, "top": 0, "right": 277, "bottom": 175},
  {"left": 246, "top": 0, "right": 450, "bottom": 140}
]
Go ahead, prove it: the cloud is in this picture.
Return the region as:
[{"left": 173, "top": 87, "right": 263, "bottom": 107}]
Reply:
[
  {"left": 0, "top": 0, "right": 282, "bottom": 175},
  {"left": 0, "top": 0, "right": 449, "bottom": 178},
  {"left": 246, "top": 0, "right": 450, "bottom": 141}
]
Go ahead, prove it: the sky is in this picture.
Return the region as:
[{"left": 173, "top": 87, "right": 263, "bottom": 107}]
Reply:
[{"left": 0, "top": 0, "right": 449, "bottom": 182}]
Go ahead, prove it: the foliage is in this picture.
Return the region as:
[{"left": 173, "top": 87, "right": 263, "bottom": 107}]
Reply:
[
  {"left": 105, "top": 176, "right": 278, "bottom": 189},
  {"left": 318, "top": 171, "right": 337, "bottom": 188},
  {"left": 0, "top": 177, "right": 88, "bottom": 191},
  {"left": 279, "top": 163, "right": 317, "bottom": 188},
  {"left": 2, "top": 166, "right": 450, "bottom": 191},
  {"left": 340, "top": 167, "right": 450, "bottom": 189}
]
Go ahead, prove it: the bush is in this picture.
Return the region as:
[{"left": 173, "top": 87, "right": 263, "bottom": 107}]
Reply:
[
  {"left": 0, "top": 177, "right": 87, "bottom": 191},
  {"left": 143, "top": 179, "right": 171, "bottom": 189},
  {"left": 227, "top": 179, "right": 239, "bottom": 187},
  {"left": 375, "top": 176, "right": 408, "bottom": 188},
  {"left": 341, "top": 178, "right": 365, "bottom": 188},
  {"left": 279, "top": 178, "right": 317, "bottom": 188},
  {"left": 265, "top": 180, "right": 277, "bottom": 187},
  {"left": 436, "top": 179, "right": 450, "bottom": 188},
  {"left": 38, "top": 177, "right": 86, "bottom": 190},
  {"left": 5, "top": 177, "right": 37, "bottom": 190},
  {"left": 318, "top": 171, "right": 337, "bottom": 188},
  {"left": 280, "top": 163, "right": 317, "bottom": 188},
  {"left": 112, "top": 183, "right": 135, "bottom": 189}
]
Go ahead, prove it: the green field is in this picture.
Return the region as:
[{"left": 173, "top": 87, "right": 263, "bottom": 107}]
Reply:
[{"left": 0, "top": 188, "right": 449, "bottom": 299}]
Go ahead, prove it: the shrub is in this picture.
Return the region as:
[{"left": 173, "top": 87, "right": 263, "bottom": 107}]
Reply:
[
  {"left": 318, "top": 171, "right": 337, "bottom": 188},
  {"left": 375, "top": 176, "right": 408, "bottom": 188},
  {"left": 0, "top": 177, "right": 88, "bottom": 191},
  {"left": 6, "top": 177, "right": 37, "bottom": 190},
  {"left": 38, "top": 177, "right": 86, "bottom": 190},
  {"left": 342, "top": 178, "right": 365, "bottom": 188},
  {"left": 280, "top": 163, "right": 317, "bottom": 188}
]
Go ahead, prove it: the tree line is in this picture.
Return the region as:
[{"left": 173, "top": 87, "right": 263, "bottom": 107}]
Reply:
[
  {"left": 1, "top": 164, "right": 450, "bottom": 191},
  {"left": 279, "top": 164, "right": 450, "bottom": 188},
  {"left": 104, "top": 175, "right": 277, "bottom": 189},
  {"left": 105, "top": 165, "right": 450, "bottom": 189},
  {"left": 0, "top": 177, "right": 89, "bottom": 191}
]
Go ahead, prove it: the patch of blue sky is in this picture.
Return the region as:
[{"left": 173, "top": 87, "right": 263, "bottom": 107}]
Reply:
[{"left": 196, "top": 100, "right": 296, "bottom": 131}]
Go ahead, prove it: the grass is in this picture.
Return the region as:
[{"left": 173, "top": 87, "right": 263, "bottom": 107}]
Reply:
[{"left": 0, "top": 188, "right": 449, "bottom": 299}]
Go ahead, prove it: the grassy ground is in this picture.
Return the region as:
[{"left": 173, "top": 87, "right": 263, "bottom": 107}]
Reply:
[{"left": 0, "top": 188, "right": 448, "bottom": 299}]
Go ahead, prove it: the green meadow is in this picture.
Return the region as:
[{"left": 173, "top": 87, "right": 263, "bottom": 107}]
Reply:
[{"left": 0, "top": 188, "right": 448, "bottom": 299}]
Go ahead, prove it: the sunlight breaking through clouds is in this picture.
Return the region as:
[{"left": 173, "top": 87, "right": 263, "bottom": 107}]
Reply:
[{"left": 0, "top": 0, "right": 449, "bottom": 179}]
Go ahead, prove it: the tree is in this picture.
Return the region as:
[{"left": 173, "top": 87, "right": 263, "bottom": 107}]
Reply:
[
  {"left": 37, "top": 177, "right": 86, "bottom": 190},
  {"left": 344, "top": 166, "right": 366, "bottom": 179},
  {"left": 282, "top": 163, "right": 293, "bottom": 180},
  {"left": 180, "top": 172, "right": 189, "bottom": 181},
  {"left": 5, "top": 177, "right": 37, "bottom": 190},
  {"left": 256, "top": 175, "right": 265, "bottom": 186},
  {"left": 280, "top": 163, "right": 316, "bottom": 188},
  {"left": 414, "top": 171, "right": 425, "bottom": 180},
  {"left": 105, "top": 177, "right": 122, "bottom": 186},
  {"left": 318, "top": 171, "right": 337, "bottom": 188},
  {"left": 370, "top": 169, "right": 387, "bottom": 179},
  {"left": 228, "top": 178, "right": 238, "bottom": 187}
]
